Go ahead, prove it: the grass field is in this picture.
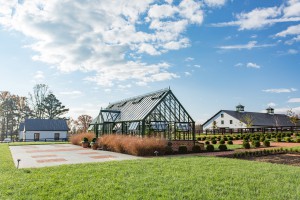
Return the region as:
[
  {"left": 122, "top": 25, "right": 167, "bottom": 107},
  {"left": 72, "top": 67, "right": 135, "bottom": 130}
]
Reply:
[{"left": 1, "top": 144, "right": 300, "bottom": 200}]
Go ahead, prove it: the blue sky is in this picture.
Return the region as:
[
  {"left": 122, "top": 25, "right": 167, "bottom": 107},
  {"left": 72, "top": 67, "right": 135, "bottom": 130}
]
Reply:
[{"left": 0, "top": 0, "right": 300, "bottom": 123}]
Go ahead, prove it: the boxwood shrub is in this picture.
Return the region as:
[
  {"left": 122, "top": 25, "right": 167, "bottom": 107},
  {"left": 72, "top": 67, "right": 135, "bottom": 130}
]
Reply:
[
  {"left": 192, "top": 145, "right": 202, "bottom": 153},
  {"left": 243, "top": 141, "right": 251, "bottom": 149},
  {"left": 218, "top": 144, "right": 228, "bottom": 151},
  {"left": 219, "top": 139, "right": 225, "bottom": 144},
  {"left": 227, "top": 140, "right": 233, "bottom": 145},
  {"left": 253, "top": 140, "right": 260, "bottom": 148},
  {"left": 178, "top": 145, "right": 188, "bottom": 154},
  {"left": 206, "top": 144, "right": 214, "bottom": 152},
  {"left": 211, "top": 139, "right": 217, "bottom": 144},
  {"left": 263, "top": 140, "right": 270, "bottom": 147},
  {"left": 205, "top": 140, "right": 210, "bottom": 145}
]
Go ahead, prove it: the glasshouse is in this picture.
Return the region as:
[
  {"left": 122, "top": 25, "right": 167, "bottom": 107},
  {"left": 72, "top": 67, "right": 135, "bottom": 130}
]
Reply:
[{"left": 89, "top": 88, "right": 195, "bottom": 141}]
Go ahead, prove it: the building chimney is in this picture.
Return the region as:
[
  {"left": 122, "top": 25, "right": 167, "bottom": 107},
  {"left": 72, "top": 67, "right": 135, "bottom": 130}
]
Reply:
[
  {"left": 266, "top": 107, "right": 274, "bottom": 114},
  {"left": 236, "top": 104, "right": 245, "bottom": 112}
]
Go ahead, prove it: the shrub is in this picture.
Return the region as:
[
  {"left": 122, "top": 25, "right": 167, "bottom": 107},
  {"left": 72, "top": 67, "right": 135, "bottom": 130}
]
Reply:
[
  {"left": 218, "top": 144, "right": 228, "bottom": 151},
  {"left": 91, "top": 137, "right": 97, "bottom": 143},
  {"left": 164, "top": 146, "right": 173, "bottom": 155},
  {"left": 296, "top": 138, "right": 300, "bottom": 143},
  {"left": 178, "top": 145, "right": 188, "bottom": 154},
  {"left": 211, "top": 139, "right": 217, "bottom": 144},
  {"left": 192, "top": 145, "right": 202, "bottom": 153},
  {"left": 197, "top": 137, "right": 201, "bottom": 141},
  {"left": 206, "top": 144, "right": 214, "bottom": 152},
  {"left": 70, "top": 133, "right": 95, "bottom": 145},
  {"left": 205, "top": 140, "right": 210, "bottom": 145},
  {"left": 285, "top": 137, "right": 292, "bottom": 143},
  {"left": 243, "top": 142, "right": 251, "bottom": 149},
  {"left": 228, "top": 136, "right": 233, "bottom": 140},
  {"left": 263, "top": 140, "right": 270, "bottom": 147},
  {"left": 253, "top": 140, "right": 260, "bottom": 148},
  {"left": 219, "top": 139, "right": 225, "bottom": 144},
  {"left": 227, "top": 140, "right": 233, "bottom": 145},
  {"left": 223, "top": 137, "right": 228, "bottom": 141}
]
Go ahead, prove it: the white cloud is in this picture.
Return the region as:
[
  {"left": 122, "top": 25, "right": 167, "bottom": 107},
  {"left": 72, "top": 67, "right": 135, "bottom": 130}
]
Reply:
[
  {"left": 33, "top": 71, "right": 45, "bottom": 81},
  {"left": 204, "top": 0, "right": 226, "bottom": 7},
  {"left": 288, "top": 98, "right": 300, "bottom": 103},
  {"left": 246, "top": 62, "right": 261, "bottom": 69},
  {"left": 288, "top": 49, "right": 298, "bottom": 54},
  {"left": 185, "top": 57, "right": 194, "bottom": 61},
  {"left": 211, "top": 3, "right": 300, "bottom": 30},
  {"left": 275, "top": 24, "right": 300, "bottom": 37},
  {"left": 218, "top": 41, "right": 275, "bottom": 50},
  {"left": 262, "top": 88, "right": 297, "bottom": 93},
  {"left": 0, "top": 0, "right": 204, "bottom": 87},
  {"left": 275, "top": 106, "right": 300, "bottom": 115},
  {"left": 194, "top": 64, "right": 201, "bottom": 68},
  {"left": 184, "top": 71, "right": 191, "bottom": 76},
  {"left": 267, "top": 102, "right": 277, "bottom": 107},
  {"left": 235, "top": 63, "right": 243, "bottom": 67}
]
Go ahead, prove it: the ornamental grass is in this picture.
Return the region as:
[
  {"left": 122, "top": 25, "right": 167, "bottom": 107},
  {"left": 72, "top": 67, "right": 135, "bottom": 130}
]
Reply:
[
  {"left": 99, "top": 134, "right": 167, "bottom": 156},
  {"left": 70, "top": 132, "right": 96, "bottom": 145}
]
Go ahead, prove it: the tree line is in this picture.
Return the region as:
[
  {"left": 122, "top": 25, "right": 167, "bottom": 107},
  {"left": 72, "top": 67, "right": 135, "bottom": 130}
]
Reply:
[{"left": 0, "top": 84, "right": 94, "bottom": 140}]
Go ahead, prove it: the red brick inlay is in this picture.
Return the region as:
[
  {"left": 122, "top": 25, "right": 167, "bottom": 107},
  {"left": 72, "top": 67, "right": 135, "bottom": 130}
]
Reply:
[
  {"left": 90, "top": 155, "right": 115, "bottom": 159},
  {"left": 36, "top": 158, "right": 67, "bottom": 163},
  {"left": 26, "top": 148, "right": 84, "bottom": 153},
  {"left": 78, "top": 152, "right": 100, "bottom": 155},
  {"left": 32, "top": 155, "right": 57, "bottom": 158}
]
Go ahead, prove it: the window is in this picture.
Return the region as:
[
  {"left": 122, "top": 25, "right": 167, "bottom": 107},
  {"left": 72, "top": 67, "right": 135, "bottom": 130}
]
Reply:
[
  {"left": 128, "top": 122, "right": 139, "bottom": 131},
  {"left": 150, "top": 122, "right": 168, "bottom": 131},
  {"left": 176, "top": 123, "right": 190, "bottom": 131},
  {"left": 54, "top": 133, "right": 60, "bottom": 140},
  {"left": 230, "top": 120, "right": 233, "bottom": 124},
  {"left": 221, "top": 120, "right": 224, "bottom": 125},
  {"left": 221, "top": 114, "right": 224, "bottom": 118}
]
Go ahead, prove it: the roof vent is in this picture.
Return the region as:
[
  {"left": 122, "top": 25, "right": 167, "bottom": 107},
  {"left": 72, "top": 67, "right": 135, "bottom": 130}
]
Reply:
[
  {"left": 266, "top": 107, "right": 274, "bottom": 114},
  {"left": 236, "top": 104, "right": 244, "bottom": 112}
]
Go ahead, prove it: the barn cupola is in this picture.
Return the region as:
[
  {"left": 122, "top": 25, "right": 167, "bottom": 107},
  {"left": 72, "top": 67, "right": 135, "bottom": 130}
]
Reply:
[
  {"left": 266, "top": 107, "right": 274, "bottom": 114},
  {"left": 236, "top": 104, "right": 245, "bottom": 112}
]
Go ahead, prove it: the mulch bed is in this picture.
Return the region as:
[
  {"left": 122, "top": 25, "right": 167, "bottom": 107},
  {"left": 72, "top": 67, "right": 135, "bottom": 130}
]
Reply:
[{"left": 239, "top": 153, "right": 300, "bottom": 167}]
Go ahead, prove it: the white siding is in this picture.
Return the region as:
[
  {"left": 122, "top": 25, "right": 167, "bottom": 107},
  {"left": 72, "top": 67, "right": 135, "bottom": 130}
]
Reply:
[
  {"left": 203, "top": 111, "right": 246, "bottom": 130},
  {"left": 24, "top": 131, "right": 67, "bottom": 141}
]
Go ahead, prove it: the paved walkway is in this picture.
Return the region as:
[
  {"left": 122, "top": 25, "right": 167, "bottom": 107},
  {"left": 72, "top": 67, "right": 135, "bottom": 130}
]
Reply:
[{"left": 9, "top": 144, "right": 140, "bottom": 169}]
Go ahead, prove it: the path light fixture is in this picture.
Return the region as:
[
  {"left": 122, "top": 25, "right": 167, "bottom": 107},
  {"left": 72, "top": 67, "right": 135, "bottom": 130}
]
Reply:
[
  {"left": 154, "top": 151, "right": 159, "bottom": 156},
  {"left": 17, "top": 159, "right": 21, "bottom": 169}
]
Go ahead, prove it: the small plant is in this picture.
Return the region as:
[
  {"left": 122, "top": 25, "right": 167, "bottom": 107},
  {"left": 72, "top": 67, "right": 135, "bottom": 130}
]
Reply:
[
  {"left": 285, "top": 137, "right": 292, "bottom": 143},
  {"left": 219, "top": 139, "right": 225, "bottom": 144},
  {"left": 211, "top": 139, "right": 217, "bottom": 144},
  {"left": 92, "top": 137, "right": 97, "bottom": 143},
  {"left": 205, "top": 140, "right": 210, "bottom": 145},
  {"left": 206, "top": 144, "right": 214, "bottom": 152},
  {"left": 243, "top": 142, "right": 251, "bottom": 149},
  {"left": 227, "top": 140, "right": 233, "bottom": 145},
  {"left": 83, "top": 137, "right": 89, "bottom": 143},
  {"left": 263, "top": 140, "right": 270, "bottom": 147},
  {"left": 276, "top": 137, "right": 281, "bottom": 142},
  {"left": 165, "top": 146, "right": 173, "bottom": 155},
  {"left": 253, "top": 140, "right": 260, "bottom": 148},
  {"left": 178, "top": 145, "right": 188, "bottom": 154},
  {"left": 192, "top": 145, "right": 202, "bottom": 153},
  {"left": 296, "top": 138, "right": 300, "bottom": 143},
  {"left": 218, "top": 144, "right": 227, "bottom": 151}
]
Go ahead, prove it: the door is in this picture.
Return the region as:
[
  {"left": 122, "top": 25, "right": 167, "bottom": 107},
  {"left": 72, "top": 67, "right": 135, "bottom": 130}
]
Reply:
[
  {"left": 54, "top": 133, "right": 60, "bottom": 141},
  {"left": 34, "top": 133, "right": 40, "bottom": 141}
]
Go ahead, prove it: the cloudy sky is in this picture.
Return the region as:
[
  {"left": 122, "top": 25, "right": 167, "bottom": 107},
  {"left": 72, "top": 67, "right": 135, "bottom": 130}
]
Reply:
[{"left": 0, "top": 0, "right": 300, "bottom": 123}]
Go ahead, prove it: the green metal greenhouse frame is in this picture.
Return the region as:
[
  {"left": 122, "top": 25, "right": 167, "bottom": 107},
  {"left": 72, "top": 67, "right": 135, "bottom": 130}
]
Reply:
[{"left": 89, "top": 88, "right": 195, "bottom": 141}]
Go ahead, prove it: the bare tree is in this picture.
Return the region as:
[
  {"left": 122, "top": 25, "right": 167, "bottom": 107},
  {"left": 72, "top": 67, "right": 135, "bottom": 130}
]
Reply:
[
  {"left": 242, "top": 114, "right": 254, "bottom": 133},
  {"left": 75, "top": 115, "right": 93, "bottom": 133},
  {"left": 287, "top": 109, "right": 299, "bottom": 133},
  {"left": 29, "top": 84, "right": 49, "bottom": 119}
]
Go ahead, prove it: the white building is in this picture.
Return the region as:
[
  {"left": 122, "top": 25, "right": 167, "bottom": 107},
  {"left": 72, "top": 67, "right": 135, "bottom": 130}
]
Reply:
[
  {"left": 19, "top": 119, "right": 69, "bottom": 141},
  {"left": 203, "top": 104, "right": 295, "bottom": 133}
]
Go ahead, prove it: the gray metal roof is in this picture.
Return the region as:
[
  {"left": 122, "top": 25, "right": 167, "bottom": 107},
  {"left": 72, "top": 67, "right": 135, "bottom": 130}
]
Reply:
[
  {"left": 203, "top": 110, "right": 296, "bottom": 127},
  {"left": 105, "top": 88, "right": 169, "bottom": 122},
  {"left": 23, "top": 119, "right": 69, "bottom": 131}
]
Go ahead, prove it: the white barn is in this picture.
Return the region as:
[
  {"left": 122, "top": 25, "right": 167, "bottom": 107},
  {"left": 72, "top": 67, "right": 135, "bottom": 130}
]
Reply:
[
  {"left": 19, "top": 119, "right": 69, "bottom": 141},
  {"left": 203, "top": 104, "right": 295, "bottom": 134}
]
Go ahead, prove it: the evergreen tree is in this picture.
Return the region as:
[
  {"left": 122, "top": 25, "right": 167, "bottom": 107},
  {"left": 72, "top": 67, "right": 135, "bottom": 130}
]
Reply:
[{"left": 42, "top": 93, "right": 69, "bottom": 119}]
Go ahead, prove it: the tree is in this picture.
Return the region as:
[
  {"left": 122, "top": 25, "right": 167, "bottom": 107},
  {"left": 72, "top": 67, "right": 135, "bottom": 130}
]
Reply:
[
  {"left": 75, "top": 115, "right": 93, "bottom": 133},
  {"left": 42, "top": 93, "right": 69, "bottom": 119},
  {"left": 242, "top": 114, "right": 254, "bottom": 133},
  {"left": 212, "top": 120, "right": 218, "bottom": 134},
  {"left": 29, "top": 84, "right": 49, "bottom": 119},
  {"left": 287, "top": 109, "right": 299, "bottom": 133}
]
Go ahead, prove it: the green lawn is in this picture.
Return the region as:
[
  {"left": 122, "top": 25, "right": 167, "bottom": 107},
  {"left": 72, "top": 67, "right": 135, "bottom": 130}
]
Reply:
[{"left": 1, "top": 144, "right": 300, "bottom": 200}]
